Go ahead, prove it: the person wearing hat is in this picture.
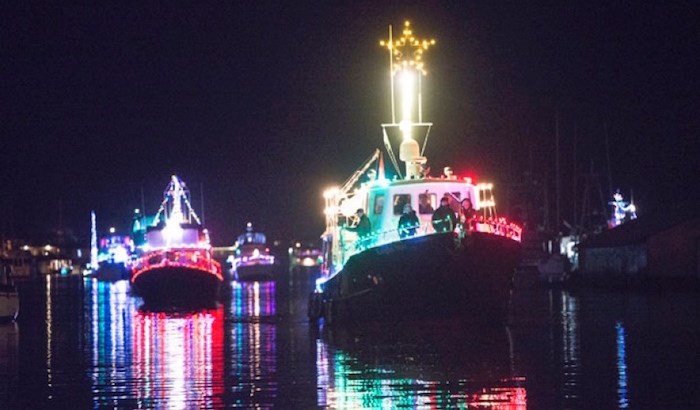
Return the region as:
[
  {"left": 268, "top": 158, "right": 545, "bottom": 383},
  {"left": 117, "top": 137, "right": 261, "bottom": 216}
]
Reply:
[
  {"left": 431, "top": 196, "right": 456, "bottom": 233},
  {"left": 398, "top": 203, "right": 420, "bottom": 238},
  {"left": 345, "top": 208, "right": 372, "bottom": 238}
]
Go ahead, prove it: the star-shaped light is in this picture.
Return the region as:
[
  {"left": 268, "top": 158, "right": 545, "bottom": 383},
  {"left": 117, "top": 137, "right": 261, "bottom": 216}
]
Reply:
[{"left": 380, "top": 21, "right": 435, "bottom": 75}]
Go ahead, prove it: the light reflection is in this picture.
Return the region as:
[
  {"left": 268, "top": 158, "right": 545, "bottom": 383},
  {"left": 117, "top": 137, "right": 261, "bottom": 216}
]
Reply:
[
  {"left": 315, "top": 327, "right": 527, "bottom": 409},
  {"left": 132, "top": 307, "right": 224, "bottom": 409},
  {"left": 616, "top": 321, "right": 629, "bottom": 408},
  {"left": 45, "top": 276, "right": 52, "bottom": 393},
  {"left": 227, "top": 280, "right": 277, "bottom": 407},
  {"left": 88, "top": 279, "right": 134, "bottom": 404},
  {"left": 560, "top": 291, "right": 580, "bottom": 404},
  {"left": 230, "top": 280, "right": 276, "bottom": 318}
]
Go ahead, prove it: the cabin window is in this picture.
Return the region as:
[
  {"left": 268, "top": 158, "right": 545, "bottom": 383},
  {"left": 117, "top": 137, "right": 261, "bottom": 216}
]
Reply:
[
  {"left": 418, "top": 193, "right": 436, "bottom": 214},
  {"left": 393, "top": 194, "right": 411, "bottom": 215},
  {"left": 373, "top": 194, "right": 385, "bottom": 215}
]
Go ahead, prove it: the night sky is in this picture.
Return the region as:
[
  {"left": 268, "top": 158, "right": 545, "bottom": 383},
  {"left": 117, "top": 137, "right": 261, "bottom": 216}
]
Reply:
[{"left": 2, "top": 2, "right": 699, "bottom": 246}]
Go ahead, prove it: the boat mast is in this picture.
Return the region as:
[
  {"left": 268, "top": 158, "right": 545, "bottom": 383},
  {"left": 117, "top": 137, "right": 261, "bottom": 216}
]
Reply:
[{"left": 379, "top": 21, "right": 435, "bottom": 179}]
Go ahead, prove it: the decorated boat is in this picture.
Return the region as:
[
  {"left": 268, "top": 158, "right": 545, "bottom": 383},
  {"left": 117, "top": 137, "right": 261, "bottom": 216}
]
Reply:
[
  {"left": 229, "top": 222, "right": 276, "bottom": 281},
  {"left": 130, "top": 175, "right": 223, "bottom": 307},
  {"left": 289, "top": 241, "right": 323, "bottom": 272},
  {"left": 90, "top": 215, "right": 135, "bottom": 281},
  {"left": 309, "top": 21, "right": 523, "bottom": 325}
]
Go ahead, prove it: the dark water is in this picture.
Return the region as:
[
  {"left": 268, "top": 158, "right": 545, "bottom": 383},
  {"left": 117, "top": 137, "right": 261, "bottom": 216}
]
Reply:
[{"left": 1, "top": 270, "right": 699, "bottom": 409}]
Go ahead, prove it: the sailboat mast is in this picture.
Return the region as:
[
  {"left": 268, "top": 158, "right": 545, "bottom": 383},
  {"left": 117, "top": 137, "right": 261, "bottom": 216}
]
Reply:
[
  {"left": 388, "top": 25, "right": 395, "bottom": 124},
  {"left": 555, "top": 112, "right": 560, "bottom": 233}
]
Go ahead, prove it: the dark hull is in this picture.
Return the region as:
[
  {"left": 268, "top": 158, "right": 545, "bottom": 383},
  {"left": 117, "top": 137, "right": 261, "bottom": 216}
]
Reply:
[
  {"left": 94, "top": 263, "right": 131, "bottom": 282},
  {"left": 131, "top": 266, "right": 222, "bottom": 308},
  {"left": 235, "top": 264, "right": 275, "bottom": 282},
  {"left": 314, "top": 232, "right": 521, "bottom": 324}
]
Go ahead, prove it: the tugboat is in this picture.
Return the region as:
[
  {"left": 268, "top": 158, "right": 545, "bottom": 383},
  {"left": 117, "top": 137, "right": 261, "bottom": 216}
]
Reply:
[
  {"left": 309, "top": 21, "right": 523, "bottom": 325},
  {"left": 130, "top": 175, "right": 223, "bottom": 307},
  {"left": 229, "top": 222, "right": 276, "bottom": 281}
]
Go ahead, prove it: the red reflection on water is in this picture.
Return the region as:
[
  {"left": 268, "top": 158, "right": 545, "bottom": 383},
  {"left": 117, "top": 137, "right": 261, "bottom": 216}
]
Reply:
[{"left": 132, "top": 307, "right": 224, "bottom": 408}]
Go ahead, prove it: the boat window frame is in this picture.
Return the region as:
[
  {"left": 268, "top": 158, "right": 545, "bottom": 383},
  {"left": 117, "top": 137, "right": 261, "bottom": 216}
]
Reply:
[
  {"left": 373, "top": 193, "right": 385, "bottom": 215},
  {"left": 393, "top": 194, "right": 412, "bottom": 215},
  {"left": 418, "top": 192, "right": 437, "bottom": 214}
]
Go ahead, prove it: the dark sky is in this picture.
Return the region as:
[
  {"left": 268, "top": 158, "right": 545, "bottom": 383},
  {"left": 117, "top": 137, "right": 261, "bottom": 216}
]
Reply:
[{"left": 2, "top": 2, "right": 699, "bottom": 245}]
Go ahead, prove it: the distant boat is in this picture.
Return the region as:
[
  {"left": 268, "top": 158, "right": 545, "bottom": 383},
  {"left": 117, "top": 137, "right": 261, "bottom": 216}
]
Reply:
[
  {"left": 309, "top": 21, "right": 522, "bottom": 325},
  {"left": 130, "top": 175, "right": 223, "bottom": 307},
  {"left": 0, "top": 261, "right": 19, "bottom": 322},
  {"left": 230, "top": 222, "right": 276, "bottom": 281},
  {"left": 93, "top": 232, "right": 134, "bottom": 281},
  {"left": 289, "top": 242, "right": 323, "bottom": 272}
]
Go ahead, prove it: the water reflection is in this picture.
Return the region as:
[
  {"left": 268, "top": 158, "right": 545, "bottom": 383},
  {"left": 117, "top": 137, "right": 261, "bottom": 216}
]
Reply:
[
  {"left": 558, "top": 290, "right": 580, "bottom": 405},
  {"left": 615, "top": 321, "right": 628, "bottom": 408},
  {"left": 226, "top": 280, "right": 277, "bottom": 407},
  {"left": 6, "top": 273, "right": 698, "bottom": 408},
  {"left": 315, "top": 320, "right": 527, "bottom": 409},
  {"left": 229, "top": 280, "right": 276, "bottom": 318},
  {"left": 132, "top": 306, "right": 224, "bottom": 409},
  {"left": 85, "top": 278, "right": 225, "bottom": 408},
  {"left": 87, "top": 279, "right": 134, "bottom": 405}
]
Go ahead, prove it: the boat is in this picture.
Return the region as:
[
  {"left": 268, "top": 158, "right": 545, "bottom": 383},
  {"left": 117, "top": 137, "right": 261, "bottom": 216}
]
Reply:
[
  {"left": 93, "top": 230, "right": 135, "bottom": 281},
  {"left": 308, "top": 21, "right": 523, "bottom": 325},
  {"left": 229, "top": 222, "right": 276, "bottom": 281},
  {"left": 0, "top": 260, "right": 19, "bottom": 322},
  {"left": 289, "top": 241, "right": 323, "bottom": 272},
  {"left": 130, "top": 175, "right": 223, "bottom": 307}
]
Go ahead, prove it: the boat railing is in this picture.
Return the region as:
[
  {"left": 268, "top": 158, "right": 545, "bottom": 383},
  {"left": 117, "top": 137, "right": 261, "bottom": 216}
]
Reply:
[
  {"left": 340, "top": 215, "right": 522, "bottom": 260},
  {"left": 131, "top": 249, "right": 223, "bottom": 281}
]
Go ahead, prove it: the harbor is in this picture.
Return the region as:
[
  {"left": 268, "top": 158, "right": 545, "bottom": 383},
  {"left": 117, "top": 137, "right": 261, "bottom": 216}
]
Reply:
[{"left": 2, "top": 4, "right": 700, "bottom": 409}]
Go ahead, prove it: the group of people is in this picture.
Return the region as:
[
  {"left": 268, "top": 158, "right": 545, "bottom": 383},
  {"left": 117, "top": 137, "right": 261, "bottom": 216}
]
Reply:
[{"left": 346, "top": 195, "right": 478, "bottom": 241}]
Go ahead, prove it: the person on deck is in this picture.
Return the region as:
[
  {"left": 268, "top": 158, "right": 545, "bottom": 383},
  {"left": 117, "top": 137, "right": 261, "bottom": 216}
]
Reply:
[
  {"left": 398, "top": 203, "right": 420, "bottom": 238},
  {"left": 345, "top": 208, "right": 372, "bottom": 238},
  {"left": 431, "top": 196, "right": 456, "bottom": 233},
  {"left": 460, "top": 198, "right": 477, "bottom": 229}
]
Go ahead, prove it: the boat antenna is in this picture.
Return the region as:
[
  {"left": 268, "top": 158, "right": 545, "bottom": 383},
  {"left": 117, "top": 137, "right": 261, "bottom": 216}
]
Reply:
[
  {"left": 379, "top": 21, "right": 435, "bottom": 180},
  {"left": 604, "top": 122, "right": 613, "bottom": 196},
  {"left": 200, "top": 182, "right": 205, "bottom": 226},
  {"left": 388, "top": 24, "right": 395, "bottom": 124},
  {"left": 140, "top": 185, "right": 146, "bottom": 216},
  {"left": 555, "top": 111, "right": 560, "bottom": 233}
]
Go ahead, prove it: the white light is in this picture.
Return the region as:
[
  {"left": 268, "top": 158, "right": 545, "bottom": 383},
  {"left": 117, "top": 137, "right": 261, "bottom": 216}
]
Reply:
[
  {"left": 162, "top": 221, "right": 184, "bottom": 242},
  {"left": 323, "top": 187, "right": 339, "bottom": 199},
  {"left": 400, "top": 69, "right": 415, "bottom": 140}
]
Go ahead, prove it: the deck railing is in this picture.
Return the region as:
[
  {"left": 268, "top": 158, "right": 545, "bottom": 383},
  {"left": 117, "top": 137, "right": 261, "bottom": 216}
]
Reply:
[
  {"left": 131, "top": 248, "right": 223, "bottom": 281},
  {"left": 342, "top": 216, "right": 522, "bottom": 259}
]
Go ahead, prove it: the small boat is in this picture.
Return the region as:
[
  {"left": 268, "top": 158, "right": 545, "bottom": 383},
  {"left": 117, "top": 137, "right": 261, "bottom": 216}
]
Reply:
[
  {"left": 289, "top": 242, "right": 323, "bottom": 272},
  {"left": 309, "top": 21, "right": 523, "bottom": 325},
  {"left": 230, "top": 223, "right": 276, "bottom": 281},
  {"left": 0, "top": 261, "right": 19, "bottom": 322},
  {"left": 130, "top": 175, "right": 223, "bottom": 307},
  {"left": 93, "top": 231, "right": 134, "bottom": 281}
]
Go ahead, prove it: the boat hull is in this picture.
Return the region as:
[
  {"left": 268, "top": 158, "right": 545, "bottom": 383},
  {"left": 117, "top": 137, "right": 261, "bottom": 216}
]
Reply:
[
  {"left": 94, "top": 263, "right": 131, "bottom": 282},
  {"left": 131, "top": 266, "right": 222, "bottom": 308},
  {"left": 314, "top": 232, "right": 520, "bottom": 324},
  {"left": 234, "top": 263, "right": 275, "bottom": 282}
]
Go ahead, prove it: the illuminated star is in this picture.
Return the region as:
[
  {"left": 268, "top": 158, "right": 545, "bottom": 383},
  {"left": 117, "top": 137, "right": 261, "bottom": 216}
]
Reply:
[{"left": 379, "top": 21, "right": 435, "bottom": 75}]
